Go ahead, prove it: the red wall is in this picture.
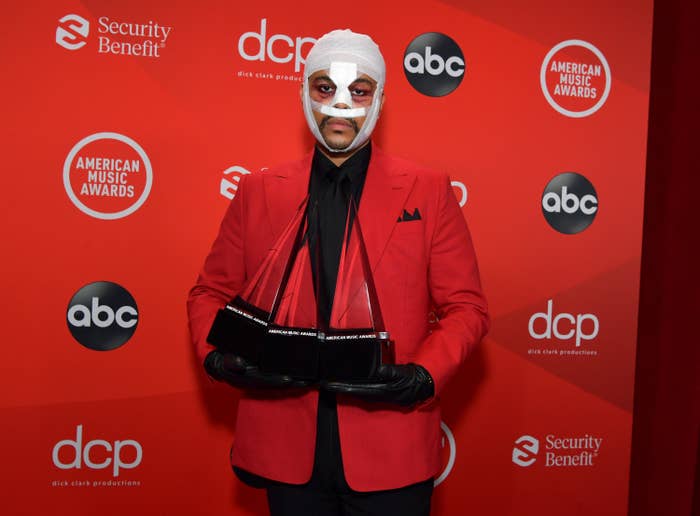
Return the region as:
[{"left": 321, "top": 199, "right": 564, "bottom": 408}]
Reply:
[{"left": 0, "top": 1, "right": 659, "bottom": 514}]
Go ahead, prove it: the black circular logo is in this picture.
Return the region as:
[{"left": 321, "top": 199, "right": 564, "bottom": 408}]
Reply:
[
  {"left": 541, "top": 172, "right": 599, "bottom": 234},
  {"left": 403, "top": 32, "right": 466, "bottom": 97},
  {"left": 66, "top": 281, "right": 139, "bottom": 351}
]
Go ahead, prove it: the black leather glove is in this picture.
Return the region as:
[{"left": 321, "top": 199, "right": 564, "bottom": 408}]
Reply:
[
  {"left": 204, "top": 350, "right": 312, "bottom": 390},
  {"left": 322, "top": 364, "right": 434, "bottom": 407}
]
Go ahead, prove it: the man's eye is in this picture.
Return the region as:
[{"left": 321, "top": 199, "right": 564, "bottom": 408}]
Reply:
[{"left": 317, "top": 84, "right": 334, "bottom": 94}]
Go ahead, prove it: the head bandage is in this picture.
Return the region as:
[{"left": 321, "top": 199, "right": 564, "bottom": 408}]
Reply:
[{"left": 302, "top": 29, "right": 385, "bottom": 153}]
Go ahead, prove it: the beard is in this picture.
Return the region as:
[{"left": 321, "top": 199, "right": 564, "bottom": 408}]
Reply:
[{"left": 318, "top": 116, "right": 360, "bottom": 150}]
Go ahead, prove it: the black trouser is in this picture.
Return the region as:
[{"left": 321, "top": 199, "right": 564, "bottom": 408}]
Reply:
[{"left": 266, "top": 389, "right": 433, "bottom": 516}]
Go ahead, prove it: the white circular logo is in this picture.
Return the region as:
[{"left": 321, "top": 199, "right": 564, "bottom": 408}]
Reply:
[
  {"left": 434, "top": 421, "right": 456, "bottom": 486},
  {"left": 540, "top": 40, "right": 611, "bottom": 118},
  {"left": 451, "top": 180, "right": 468, "bottom": 207},
  {"left": 63, "top": 132, "right": 153, "bottom": 220}
]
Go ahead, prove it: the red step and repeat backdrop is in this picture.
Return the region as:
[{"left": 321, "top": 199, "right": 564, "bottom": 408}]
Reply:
[{"left": 1, "top": 0, "right": 653, "bottom": 514}]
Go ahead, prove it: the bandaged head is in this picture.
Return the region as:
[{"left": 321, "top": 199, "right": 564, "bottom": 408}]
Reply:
[{"left": 302, "top": 29, "right": 386, "bottom": 153}]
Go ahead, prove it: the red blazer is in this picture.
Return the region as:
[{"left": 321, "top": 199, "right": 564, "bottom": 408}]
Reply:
[{"left": 187, "top": 146, "right": 489, "bottom": 492}]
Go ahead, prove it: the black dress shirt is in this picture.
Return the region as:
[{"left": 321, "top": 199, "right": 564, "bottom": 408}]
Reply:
[
  {"left": 307, "top": 143, "right": 370, "bottom": 328},
  {"left": 307, "top": 143, "right": 371, "bottom": 491},
  {"left": 235, "top": 143, "right": 371, "bottom": 490}
]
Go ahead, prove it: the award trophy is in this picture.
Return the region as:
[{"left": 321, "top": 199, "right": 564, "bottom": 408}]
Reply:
[{"left": 206, "top": 195, "right": 393, "bottom": 382}]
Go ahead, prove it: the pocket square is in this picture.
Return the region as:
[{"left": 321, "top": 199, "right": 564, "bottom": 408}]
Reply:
[{"left": 397, "top": 208, "right": 422, "bottom": 222}]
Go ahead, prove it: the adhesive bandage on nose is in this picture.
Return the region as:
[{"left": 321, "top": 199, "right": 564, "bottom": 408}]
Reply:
[{"left": 311, "top": 62, "right": 367, "bottom": 118}]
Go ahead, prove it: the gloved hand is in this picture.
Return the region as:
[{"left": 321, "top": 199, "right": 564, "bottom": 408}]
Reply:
[
  {"left": 204, "top": 350, "right": 313, "bottom": 390},
  {"left": 322, "top": 363, "right": 434, "bottom": 407}
]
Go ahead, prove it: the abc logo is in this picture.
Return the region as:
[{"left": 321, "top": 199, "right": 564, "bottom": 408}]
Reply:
[
  {"left": 404, "top": 32, "right": 465, "bottom": 97},
  {"left": 512, "top": 435, "right": 539, "bottom": 467},
  {"left": 66, "top": 281, "right": 138, "bottom": 351},
  {"left": 542, "top": 172, "right": 599, "bottom": 234}
]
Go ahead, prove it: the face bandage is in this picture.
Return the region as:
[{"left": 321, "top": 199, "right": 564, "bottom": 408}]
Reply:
[{"left": 302, "top": 30, "right": 385, "bottom": 153}]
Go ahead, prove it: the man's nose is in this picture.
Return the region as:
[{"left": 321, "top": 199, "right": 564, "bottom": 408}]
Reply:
[{"left": 332, "top": 88, "right": 353, "bottom": 108}]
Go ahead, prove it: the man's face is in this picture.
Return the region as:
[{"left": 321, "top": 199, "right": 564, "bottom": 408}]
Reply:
[{"left": 307, "top": 69, "right": 380, "bottom": 151}]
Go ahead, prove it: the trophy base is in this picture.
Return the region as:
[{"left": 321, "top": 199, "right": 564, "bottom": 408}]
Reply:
[
  {"left": 260, "top": 326, "right": 319, "bottom": 380},
  {"left": 207, "top": 299, "right": 394, "bottom": 381},
  {"left": 206, "top": 296, "right": 269, "bottom": 363}
]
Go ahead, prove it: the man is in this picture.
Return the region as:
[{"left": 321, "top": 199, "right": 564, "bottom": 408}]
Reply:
[{"left": 187, "top": 29, "right": 489, "bottom": 515}]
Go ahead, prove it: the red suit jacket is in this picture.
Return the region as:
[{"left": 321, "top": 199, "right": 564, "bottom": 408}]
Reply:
[{"left": 187, "top": 146, "right": 489, "bottom": 492}]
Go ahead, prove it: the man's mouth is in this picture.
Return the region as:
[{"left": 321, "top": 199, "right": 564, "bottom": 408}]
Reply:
[{"left": 320, "top": 117, "right": 358, "bottom": 132}]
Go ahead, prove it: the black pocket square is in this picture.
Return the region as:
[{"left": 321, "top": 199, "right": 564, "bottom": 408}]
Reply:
[{"left": 397, "top": 208, "right": 422, "bottom": 222}]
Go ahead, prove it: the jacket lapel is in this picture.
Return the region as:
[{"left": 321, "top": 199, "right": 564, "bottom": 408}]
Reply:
[
  {"left": 358, "top": 147, "right": 416, "bottom": 271},
  {"left": 263, "top": 152, "right": 313, "bottom": 239},
  {"left": 262, "top": 146, "right": 416, "bottom": 273}
]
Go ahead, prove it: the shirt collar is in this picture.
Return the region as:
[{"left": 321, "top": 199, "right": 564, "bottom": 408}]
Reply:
[{"left": 311, "top": 142, "right": 372, "bottom": 185}]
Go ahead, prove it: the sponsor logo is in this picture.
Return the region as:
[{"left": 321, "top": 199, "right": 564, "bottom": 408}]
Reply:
[
  {"left": 56, "top": 13, "right": 172, "bottom": 58},
  {"left": 236, "top": 19, "right": 315, "bottom": 82},
  {"left": 435, "top": 421, "right": 456, "bottom": 486},
  {"left": 527, "top": 299, "right": 599, "bottom": 357},
  {"left": 63, "top": 132, "right": 152, "bottom": 220},
  {"left": 220, "top": 165, "right": 252, "bottom": 200},
  {"left": 56, "top": 14, "right": 90, "bottom": 51},
  {"left": 404, "top": 32, "right": 465, "bottom": 97},
  {"left": 451, "top": 180, "right": 468, "bottom": 207},
  {"left": 52, "top": 425, "right": 142, "bottom": 478},
  {"left": 542, "top": 172, "right": 598, "bottom": 234},
  {"left": 67, "top": 281, "right": 138, "bottom": 351},
  {"left": 540, "top": 39, "right": 611, "bottom": 118},
  {"left": 512, "top": 435, "right": 539, "bottom": 467},
  {"left": 513, "top": 434, "right": 603, "bottom": 468}
]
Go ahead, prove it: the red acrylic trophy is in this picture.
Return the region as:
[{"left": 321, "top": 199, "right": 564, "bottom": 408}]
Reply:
[{"left": 206, "top": 196, "right": 393, "bottom": 381}]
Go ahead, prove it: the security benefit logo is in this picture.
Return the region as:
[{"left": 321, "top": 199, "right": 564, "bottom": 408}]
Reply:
[
  {"left": 541, "top": 40, "right": 611, "bottom": 118},
  {"left": 63, "top": 132, "right": 153, "bottom": 220},
  {"left": 220, "top": 165, "right": 252, "bottom": 200},
  {"left": 56, "top": 14, "right": 89, "bottom": 50},
  {"left": 512, "top": 434, "right": 603, "bottom": 468},
  {"left": 404, "top": 33, "right": 466, "bottom": 97},
  {"left": 541, "top": 172, "right": 598, "bottom": 234},
  {"left": 67, "top": 282, "right": 138, "bottom": 351},
  {"left": 56, "top": 13, "right": 173, "bottom": 57},
  {"left": 51, "top": 425, "right": 142, "bottom": 487}
]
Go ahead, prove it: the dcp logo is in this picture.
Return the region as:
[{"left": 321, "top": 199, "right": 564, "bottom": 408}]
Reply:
[
  {"left": 238, "top": 19, "right": 316, "bottom": 73},
  {"left": 67, "top": 281, "right": 138, "bottom": 351},
  {"left": 435, "top": 421, "right": 456, "bottom": 486},
  {"left": 512, "top": 435, "right": 539, "bottom": 467},
  {"left": 52, "top": 425, "right": 142, "bottom": 477},
  {"left": 404, "top": 32, "right": 465, "bottom": 97},
  {"left": 56, "top": 14, "right": 90, "bottom": 51},
  {"left": 528, "top": 299, "right": 599, "bottom": 347},
  {"left": 542, "top": 172, "right": 598, "bottom": 234}
]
